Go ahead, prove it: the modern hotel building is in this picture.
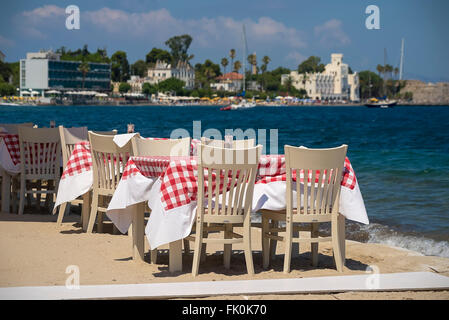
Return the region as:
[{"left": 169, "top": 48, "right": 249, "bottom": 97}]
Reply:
[{"left": 19, "top": 51, "right": 111, "bottom": 96}]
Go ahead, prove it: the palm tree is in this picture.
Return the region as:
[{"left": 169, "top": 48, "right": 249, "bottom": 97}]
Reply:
[
  {"left": 221, "top": 58, "right": 229, "bottom": 75},
  {"left": 284, "top": 76, "right": 293, "bottom": 96},
  {"left": 233, "top": 60, "right": 242, "bottom": 73},
  {"left": 229, "top": 49, "right": 236, "bottom": 70},
  {"left": 247, "top": 54, "right": 257, "bottom": 75},
  {"left": 78, "top": 61, "right": 90, "bottom": 89},
  {"left": 262, "top": 55, "right": 271, "bottom": 71},
  {"left": 376, "top": 64, "right": 384, "bottom": 77},
  {"left": 394, "top": 67, "right": 399, "bottom": 80},
  {"left": 385, "top": 64, "right": 393, "bottom": 80}
]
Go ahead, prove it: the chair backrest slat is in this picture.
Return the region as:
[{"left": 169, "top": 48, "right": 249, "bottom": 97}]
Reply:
[
  {"left": 131, "top": 137, "right": 190, "bottom": 156},
  {"left": 285, "top": 145, "right": 347, "bottom": 216},
  {"left": 198, "top": 144, "right": 261, "bottom": 218}
]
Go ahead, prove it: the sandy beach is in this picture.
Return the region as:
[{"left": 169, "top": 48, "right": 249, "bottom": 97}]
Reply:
[{"left": 0, "top": 212, "right": 448, "bottom": 300}]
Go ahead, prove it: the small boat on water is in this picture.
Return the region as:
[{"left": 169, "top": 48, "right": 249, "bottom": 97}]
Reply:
[
  {"left": 365, "top": 98, "right": 397, "bottom": 108},
  {"left": 0, "top": 102, "right": 21, "bottom": 106},
  {"left": 220, "top": 99, "right": 256, "bottom": 111}
]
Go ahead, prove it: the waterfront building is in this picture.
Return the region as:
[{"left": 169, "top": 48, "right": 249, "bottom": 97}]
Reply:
[
  {"left": 127, "top": 75, "right": 145, "bottom": 93},
  {"left": 146, "top": 60, "right": 195, "bottom": 89},
  {"left": 282, "top": 53, "right": 360, "bottom": 102},
  {"left": 19, "top": 50, "right": 111, "bottom": 96},
  {"left": 210, "top": 72, "right": 243, "bottom": 92}
]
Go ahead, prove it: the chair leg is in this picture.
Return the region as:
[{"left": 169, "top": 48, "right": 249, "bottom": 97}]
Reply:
[
  {"left": 200, "top": 223, "right": 208, "bottom": 262},
  {"left": 183, "top": 239, "right": 190, "bottom": 255},
  {"left": 243, "top": 220, "right": 254, "bottom": 275},
  {"left": 36, "top": 180, "right": 42, "bottom": 208},
  {"left": 261, "top": 216, "right": 270, "bottom": 269},
  {"left": 269, "top": 220, "right": 278, "bottom": 261},
  {"left": 87, "top": 191, "right": 99, "bottom": 233},
  {"left": 311, "top": 222, "right": 319, "bottom": 267},
  {"left": 97, "top": 212, "right": 104, "bottom": 233},
  {"left": 223, "top": 223, "right": 232, "bottom": 269},
  {"left": 192, "top": 221, "right": 204, "bottom": 277},
  {"left": 283, "top": 218, "right": 293, "bottom": 274},
  {"left": 18, "top": 177, "right": 26, "bottom": 215},
  {"left": 57, "top": 202, "right": 67, "bottom": 226},
  {"left": 332, "top": 213, "right": 346, "bottom": 272},
  {"left": 150, "top": 249, "right": 158, "bottom": 264}
]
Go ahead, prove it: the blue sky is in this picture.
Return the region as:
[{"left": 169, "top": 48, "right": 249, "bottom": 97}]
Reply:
[{"left": 1, "top": 0, "right": 448, "bottom": 81}]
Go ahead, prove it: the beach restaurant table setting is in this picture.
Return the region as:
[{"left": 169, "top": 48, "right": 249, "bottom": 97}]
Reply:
[{"left": 54, "top": 133, "right": 368, "bottom": 273}]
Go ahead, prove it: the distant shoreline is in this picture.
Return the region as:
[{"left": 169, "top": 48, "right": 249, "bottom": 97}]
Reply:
[{"left": 3, "top": 103, "right": 448, "bottom": 107}]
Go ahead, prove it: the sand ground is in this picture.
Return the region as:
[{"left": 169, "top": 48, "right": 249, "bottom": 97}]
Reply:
[{"left": 0, "top": 212, "right": 448, "bottom": 300}]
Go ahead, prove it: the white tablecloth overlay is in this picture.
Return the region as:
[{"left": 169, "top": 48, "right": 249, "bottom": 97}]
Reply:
[{"left": 106, "top": 172, "right": 369, "bottom": 249}]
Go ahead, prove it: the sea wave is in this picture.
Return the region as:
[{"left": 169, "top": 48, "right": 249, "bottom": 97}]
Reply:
[
  {"left": 252, "top": 213, "right": 449, "bottom": 258},
  {"left": 358, "top": 223, "right": 449, "bottom": 258}
]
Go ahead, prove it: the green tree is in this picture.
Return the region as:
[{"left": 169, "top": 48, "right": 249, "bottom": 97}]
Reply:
[
  {"left": 233, "top": 60, "right": 242, "bottom": 73},
  {"left": 297, "top": 56, "right": 325, "bottom": 74},
  {"left": 145, "top": 48, "right": 172, "bottom": 65},
  {"left": 221, "top": 58, "right": 229, "bottom": 74},
  {"left": 142, "top": 82, "right": 158, "bottom": 95},
  {"left": 261, "top": 55, "right": 271, "bottom": 73},
  {"left": 111, "top": 51, "right": 130, "bottom": 82},
  {"left": 131, "top": 60, "right": 147, "bottom": 77},
  {"left": 0, "top": 82, "right": 16, "bottom": 96},
  {"left": 247, "top": 54, "right": 257, "bottom": 74},
  {"left": 118, "top": 82, "right": 131, "bottom": 93},
  {"left": 194, "top": 60, "right": 221, "bottom": 88},
  {"left": 229, "top": 49, "right": 236, "bottom": 70},
  {"left": 359, "top": 70, "right": 383, "bottom": 99},
  {"left": 77, "top": 61, "right": 90, "bottom": 89},
  {"left": 157, "top": 77, "right": 185, "bottom": 95},
  {"left": 165, "top": 34, "right": 193, "bottom": 65}
]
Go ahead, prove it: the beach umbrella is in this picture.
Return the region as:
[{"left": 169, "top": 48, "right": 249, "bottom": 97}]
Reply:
[{"left": 46, "top": 90, "right": 61, "bottom": 94}]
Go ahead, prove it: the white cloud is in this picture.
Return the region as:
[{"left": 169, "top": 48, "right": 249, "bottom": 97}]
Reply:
[
  {"left": 314, "top": 19, "right": 350, "bottom": 47},
  {"left": 22, "top": 5, "right": 65, "bottom": 18},
  {"left": 17, "top": 6, "right": 307, "bottom": 52}
]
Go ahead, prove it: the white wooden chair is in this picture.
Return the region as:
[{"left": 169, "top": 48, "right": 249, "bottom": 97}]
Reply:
[
  {"left": 56, "top": 126, "right": 88, "bottom": 225},
  {"left": 17, "top": 127, "right": 61, "bottom": 215},
  {"left": 0, "top": 123, "right": 34, "bottom": 134},
  {"left": 131, "top": 137, "right": 191, "bottom": 157},
  {"left": 92, "top": 130, "right": 117, "bottom": 135},
  {"left": 87, "top": 131, "right": 137, "bottom": 233},
  {"left": 185, "top": 143, "right": 262, "bottom": 276},
  {"left": 131, "top": 136, "right": 191, "bottom": 262},
  {"left": 261, "top": 145, "right": 348, "bottom": 273},
  {"left": 200, "top": 137, "right": 255, "bottom": 148}
]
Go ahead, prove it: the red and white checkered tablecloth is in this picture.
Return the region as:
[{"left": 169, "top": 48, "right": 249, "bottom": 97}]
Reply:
[
  {"left": 61, "top": 141, "right": 92, "bottom": 179},
  {"left": 120, "top": 154, "right": 357, "bottom": 212},
  {"left": 0, "top": 134, "right": 20, "bottom": 166}
]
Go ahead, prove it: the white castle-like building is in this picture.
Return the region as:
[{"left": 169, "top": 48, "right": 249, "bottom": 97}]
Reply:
[
  {"left": 281, "top": 54, "right": 360, "bottom": 102},
  {"left": 146, "top": 60, "right": 195, "bottom": 89}
]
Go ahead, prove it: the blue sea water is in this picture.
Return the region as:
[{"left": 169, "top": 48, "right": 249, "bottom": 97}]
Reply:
[{"left": 1, "top": 105, "right": 449, "bottom": 257}]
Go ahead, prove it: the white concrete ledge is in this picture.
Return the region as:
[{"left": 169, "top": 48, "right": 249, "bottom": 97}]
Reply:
[{"left": 1, "top": 272, "right": 448, "bottom": 300}]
